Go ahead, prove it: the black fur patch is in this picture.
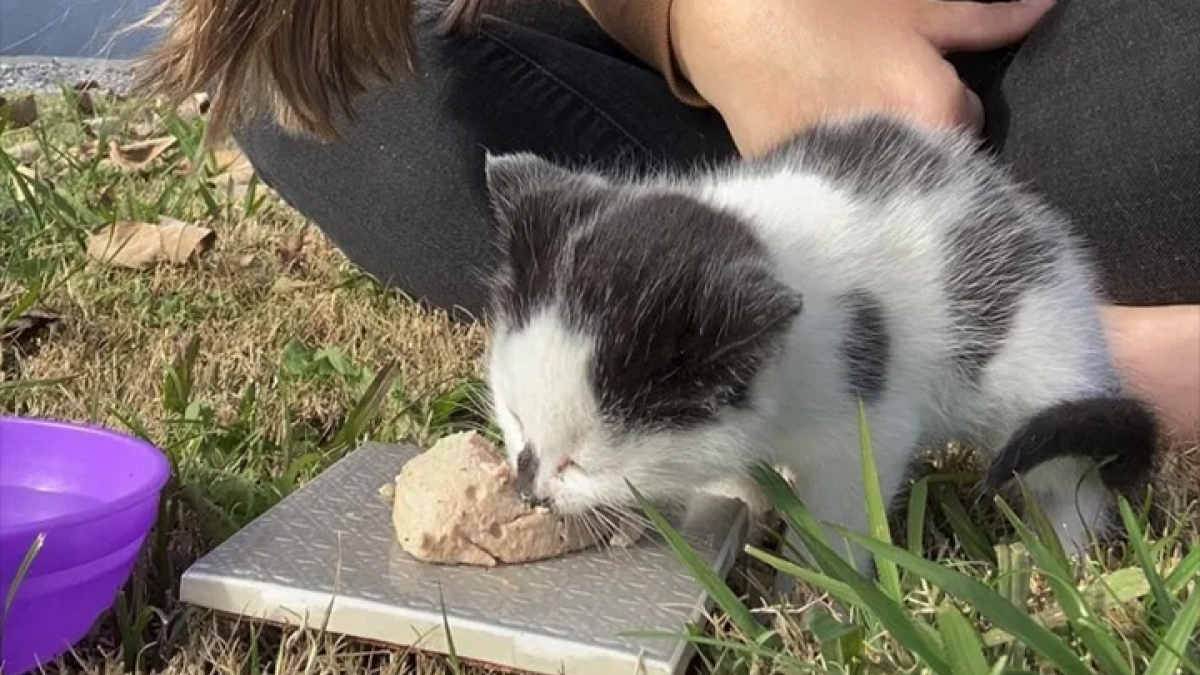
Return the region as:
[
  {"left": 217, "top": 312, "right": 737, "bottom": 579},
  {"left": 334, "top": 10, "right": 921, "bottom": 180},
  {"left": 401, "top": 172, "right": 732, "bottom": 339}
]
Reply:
[
  {"left": 943, "top": 215, "right": 1061, "bottom": 381},
  {"left": 837, "top": 289, "right": 891, "bottom": 404},
  {"left": 486, "top": 156, "right": 803, "bottom": 433},
  {"left": 570, "top": 193, "right": 802, "bottom": 431},
  {"left": 484, "top": 153, "right": 609, "bottom": 329},
  {"left": 985, "top": 395, "right": 1160, "bottom": 495},
  {"left": 761, "top": 114, "right": 951, "bottom": 199}
]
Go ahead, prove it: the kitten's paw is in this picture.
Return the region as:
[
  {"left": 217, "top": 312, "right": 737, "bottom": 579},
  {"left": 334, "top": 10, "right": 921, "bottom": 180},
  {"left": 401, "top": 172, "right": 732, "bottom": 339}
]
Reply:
[{"left": 700, "top": 474, "right": 776, "bottom": 517}]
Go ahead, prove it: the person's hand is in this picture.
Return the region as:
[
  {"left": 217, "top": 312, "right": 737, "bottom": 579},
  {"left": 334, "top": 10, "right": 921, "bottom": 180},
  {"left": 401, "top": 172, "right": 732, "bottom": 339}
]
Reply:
[{"left": 670, "top": 0, "right": 1056, "bottom": 157}]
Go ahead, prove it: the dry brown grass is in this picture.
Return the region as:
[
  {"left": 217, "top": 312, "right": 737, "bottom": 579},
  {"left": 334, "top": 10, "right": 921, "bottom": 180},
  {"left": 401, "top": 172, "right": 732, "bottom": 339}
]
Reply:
[
  {"left": 2, "top": 89, "right": 490, "bottom": 675},
  {"left": 9, "top": 208, "right": 485, "bottom": 446}
]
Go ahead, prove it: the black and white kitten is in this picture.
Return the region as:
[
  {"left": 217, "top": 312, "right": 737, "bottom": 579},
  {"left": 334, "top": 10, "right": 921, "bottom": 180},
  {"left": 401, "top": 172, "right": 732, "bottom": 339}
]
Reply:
[{"left": 479, "top": 113, "right": 1160, "bottom": 573}]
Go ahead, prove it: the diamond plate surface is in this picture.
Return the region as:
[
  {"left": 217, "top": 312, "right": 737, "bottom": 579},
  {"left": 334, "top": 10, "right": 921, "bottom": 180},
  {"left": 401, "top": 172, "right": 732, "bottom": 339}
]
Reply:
[{"left": 181, "top": 442, "right": 748, "bottom": 675}]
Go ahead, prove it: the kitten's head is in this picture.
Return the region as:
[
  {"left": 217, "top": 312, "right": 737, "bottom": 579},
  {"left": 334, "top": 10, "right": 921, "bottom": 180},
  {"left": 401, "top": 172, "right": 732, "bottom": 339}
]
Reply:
[{"left": 481, "top": 152, "right": 803, "bottom": 515}]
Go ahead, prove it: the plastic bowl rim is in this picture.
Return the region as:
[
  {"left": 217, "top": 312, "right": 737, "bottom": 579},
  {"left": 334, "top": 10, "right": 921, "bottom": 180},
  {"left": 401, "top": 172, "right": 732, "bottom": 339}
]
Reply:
[{"left": 0, "top": 416, "right": 172, "bottom": 541}]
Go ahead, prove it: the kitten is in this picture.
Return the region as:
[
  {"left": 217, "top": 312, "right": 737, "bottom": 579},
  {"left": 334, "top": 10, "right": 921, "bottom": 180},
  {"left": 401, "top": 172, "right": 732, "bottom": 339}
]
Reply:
[{"left": 479, "top": 113, "right": 1160, "bottom": 575}]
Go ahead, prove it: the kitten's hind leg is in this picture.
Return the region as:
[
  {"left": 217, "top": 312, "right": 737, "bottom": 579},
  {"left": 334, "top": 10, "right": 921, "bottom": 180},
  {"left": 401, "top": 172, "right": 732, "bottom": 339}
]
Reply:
[
  {"left": 984, "top": 395, "right": 1160, "bottom": 553},
  {"left": 968, "top": 274, "right": 1162, "bottom": 555}
]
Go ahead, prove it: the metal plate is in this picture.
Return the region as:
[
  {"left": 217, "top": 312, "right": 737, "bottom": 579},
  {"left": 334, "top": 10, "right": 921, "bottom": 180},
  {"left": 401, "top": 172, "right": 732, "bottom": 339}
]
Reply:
[{"left": 180, "top": 442, "right": 748, "bottom": 675}]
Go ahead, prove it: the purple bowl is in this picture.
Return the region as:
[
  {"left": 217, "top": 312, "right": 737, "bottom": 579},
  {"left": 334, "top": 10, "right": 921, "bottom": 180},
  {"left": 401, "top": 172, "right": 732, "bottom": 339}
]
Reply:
[{"left": 0, "top": 416, "right": 171, "bottom": 675}]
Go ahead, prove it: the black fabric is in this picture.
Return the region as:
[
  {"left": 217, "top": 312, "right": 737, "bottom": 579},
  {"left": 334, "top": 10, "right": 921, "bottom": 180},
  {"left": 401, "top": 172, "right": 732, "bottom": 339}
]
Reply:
[{"left": 235, "top": 0, "right": 1200, "bottom": 319}]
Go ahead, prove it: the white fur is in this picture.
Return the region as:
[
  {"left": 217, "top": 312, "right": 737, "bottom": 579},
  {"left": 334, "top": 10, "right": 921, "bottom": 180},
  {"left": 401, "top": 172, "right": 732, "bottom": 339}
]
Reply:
[{"left": 485, "top": 120, "right": 1126, "bottom": 577}]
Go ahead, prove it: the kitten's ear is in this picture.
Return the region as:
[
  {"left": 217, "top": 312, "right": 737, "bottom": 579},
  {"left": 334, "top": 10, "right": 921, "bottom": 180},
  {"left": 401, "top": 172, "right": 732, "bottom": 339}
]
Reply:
[
  {"left": 765, "top": 284, "right": 804, "bottom": 328},
  {"left": 483, "top": 152, "right": 608, "bottom": 223},
  {"left": 749, "top": 276, "right": 804, "bottom": 339},
  {"left": 711, "top": 268, "right": 804, "bottom": 359}
]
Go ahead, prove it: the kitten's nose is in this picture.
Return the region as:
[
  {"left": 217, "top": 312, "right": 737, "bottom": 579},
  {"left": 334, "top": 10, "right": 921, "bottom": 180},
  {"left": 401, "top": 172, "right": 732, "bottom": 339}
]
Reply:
[{"left": 514, "top": 443, "right": 546, "bottom": 506}]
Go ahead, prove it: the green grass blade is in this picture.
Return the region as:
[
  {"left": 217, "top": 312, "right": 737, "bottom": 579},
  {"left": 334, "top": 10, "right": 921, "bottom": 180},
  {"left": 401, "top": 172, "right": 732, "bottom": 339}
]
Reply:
[
  {"left": 748, "top": 462, "right": 830, "bottom": 557},
  {"left": 321, "top": 360, "right": 401, "bottom": 455},
  {"left": 938, "top": 486, "right": 997, "bottom": 565},
  {"left": 994, "top": 542, "right": 1031, "bottom": 667},
  {"left": 743, "top": 546, "right": 864, "bottom": 612},
  {"left": 937, "top": 604, "right": 990, "bottom": 675},
  {"left": 835, "top": 528, "right": 1093, "bottom": 675},
  {"left": 621, "top": 630, "right": 803, "bottom": 669},
  {"left": 906, "top": 475, "right": 931, "bottom": 556},
  {"left": 748, "top": 464, "right": 950, "bottom": 671},
  {"left": 628, "top": 481, "right": 767, "bottom": 643},
  {"left": 782, "top": 530, "right": 951, "bottom": 671},
  {"left": 0, "top": 377, "right": 78, "bottom": 396},
  {"left": 163, "top": 334, "right": 201, "bottom": 415},
  {"left": 0, "top": 145, "right": 44, "bottom": 230},
  {"left": 1117, "top": 497, "right": 1174, "bottom": 625},
  {"left": 1072, "top": 618, "right": 1133, "bottom": 675},
  {"left": 0, "top": 283, "right": 42, "bottom": 334},
  {"left": 992, "top": 498, "right": 1085, "bottom": 622},
  {"left": 856, "top": 397, "right": 902, "bottom": 600},
  {"left": 807, "top": 606, "right": 865, "bottom": 666},
  {"left": 1144, "top": 580, "right": 1200, "bottom": 675},
  {"left": 436, "top": 585, "right": 464, "bottom": 675},
  {"left": 1166, "top": 543, "right": 1200, "bottom": 596}
]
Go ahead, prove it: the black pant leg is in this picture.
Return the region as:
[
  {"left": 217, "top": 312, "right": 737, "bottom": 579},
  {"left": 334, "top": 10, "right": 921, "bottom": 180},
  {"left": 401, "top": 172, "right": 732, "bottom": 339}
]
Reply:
[
  {"left": 988, "top": 0, "right": 1200, "bottom": 306},
  {"left": 234, "top": 1, "right": 733, "bottom": 319}
]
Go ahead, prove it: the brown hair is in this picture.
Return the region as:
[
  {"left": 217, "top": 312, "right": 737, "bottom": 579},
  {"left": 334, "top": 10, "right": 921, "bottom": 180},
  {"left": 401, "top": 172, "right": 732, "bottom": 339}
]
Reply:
[{"left": 131, "top": 0, "right": 501, "bottom": 146}]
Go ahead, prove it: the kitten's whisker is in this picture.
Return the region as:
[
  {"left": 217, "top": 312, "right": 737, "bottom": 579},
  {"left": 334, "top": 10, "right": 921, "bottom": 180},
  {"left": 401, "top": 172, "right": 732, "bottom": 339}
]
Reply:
[
  {"left": 575, "top": 510, "right": 604, "bottom": 552},
  {"left": 583, "top": 513, "right": 605, "bottom": 552}
]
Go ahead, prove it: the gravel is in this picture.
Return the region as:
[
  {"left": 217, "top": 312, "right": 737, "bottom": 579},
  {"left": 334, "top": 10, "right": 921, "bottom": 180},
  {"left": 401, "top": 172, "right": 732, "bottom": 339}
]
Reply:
[{"left": 0, "top": 56, "right": 135, "bottom": 95}]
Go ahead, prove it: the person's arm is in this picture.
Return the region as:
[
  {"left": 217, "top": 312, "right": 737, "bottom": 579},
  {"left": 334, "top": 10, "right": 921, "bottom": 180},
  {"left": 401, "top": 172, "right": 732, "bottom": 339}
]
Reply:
[
  {"left": 575, "top": 0, "right": 707, "bottom": 107},
  {"left": 604, "top": 0, "right": 1057, "bottom": 157}
]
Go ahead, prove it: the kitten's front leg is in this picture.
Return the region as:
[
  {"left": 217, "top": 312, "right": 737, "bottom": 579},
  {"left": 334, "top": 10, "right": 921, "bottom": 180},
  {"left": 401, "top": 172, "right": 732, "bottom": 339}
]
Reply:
[
  {"left": 773, "top": 425, "right": 913, "bottom": 597},
  {"left": 777, "top": 474, "right": 874, "bottom": 590}
]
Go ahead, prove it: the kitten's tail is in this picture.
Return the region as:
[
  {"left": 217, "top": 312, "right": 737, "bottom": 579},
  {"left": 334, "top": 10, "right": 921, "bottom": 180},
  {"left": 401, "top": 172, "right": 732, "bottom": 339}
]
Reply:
[{"left": 983, "top": 395, "right": 1161, "bottom": 496}]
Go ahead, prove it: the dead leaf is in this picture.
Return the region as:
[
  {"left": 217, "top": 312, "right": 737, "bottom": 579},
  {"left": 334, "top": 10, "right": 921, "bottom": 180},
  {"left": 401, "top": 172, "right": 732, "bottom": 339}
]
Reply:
[
  {"left": 276, "top": 228, "right": 309, "bottom": 271},
  {"left": 74, "top": 139, "right": 99, "bottom": 162},
  {"left": 171, "top": 155, "right": 194, "bottom": 176},
  {"left": 73, "top": 81, "right": 101, "bottom": 116},
  {"left": 78, "top": 91, "right": 96, "bottom": 116},
  {"left": 85, "top": 116, "right": 124, "bottom": 137},
  {"left": 176, "top": 92, "right": 211, "bottom": 120},
  {"left": 2, "top": 307, "right": 61, "bottom": 350},
  {"left": 106, "top": 136, "right": 177, "bottom": 172},
  {"left": 3, "top": 141, "right": 41, "bottom": 164},
  {"left": 0, "top": 95, "right": 39, "bottom": 129},
  {"left": 87, "top": 218, "right": 216, "bottom": 269},
  {"left": 208, "top": 145, "right": 256, "bottom": 186},
  {"left": 93, "top": 186, "right": 116, "bottom": 212},
  {"left": 129, "top": 120, "right": 160, "bottom": 139}
]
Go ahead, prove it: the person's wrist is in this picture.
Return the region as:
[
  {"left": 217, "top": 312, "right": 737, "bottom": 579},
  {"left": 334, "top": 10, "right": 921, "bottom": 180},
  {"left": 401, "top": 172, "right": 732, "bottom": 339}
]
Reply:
[{"left": 668, "top": 0, "right": 738, "bottom": 110}]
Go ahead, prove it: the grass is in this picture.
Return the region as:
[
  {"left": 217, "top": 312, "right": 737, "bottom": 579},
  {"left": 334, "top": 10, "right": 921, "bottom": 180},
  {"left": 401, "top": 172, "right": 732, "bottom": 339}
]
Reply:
[
  {"left": 2, "top": 87, "right": 489, "bottom": 674},
  {"left": 640, "top": 407, "right": 1200, "bottom": 675},
  {"left": 3, "top": 86, "right": 1199, "bottom": 675}
]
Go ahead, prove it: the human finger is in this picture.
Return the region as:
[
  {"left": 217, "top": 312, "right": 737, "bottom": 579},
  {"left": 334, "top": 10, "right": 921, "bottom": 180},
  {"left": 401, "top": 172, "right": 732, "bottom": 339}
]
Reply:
[{"left": 918, "top": 0, "right": 1056, "bottom": 53}]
